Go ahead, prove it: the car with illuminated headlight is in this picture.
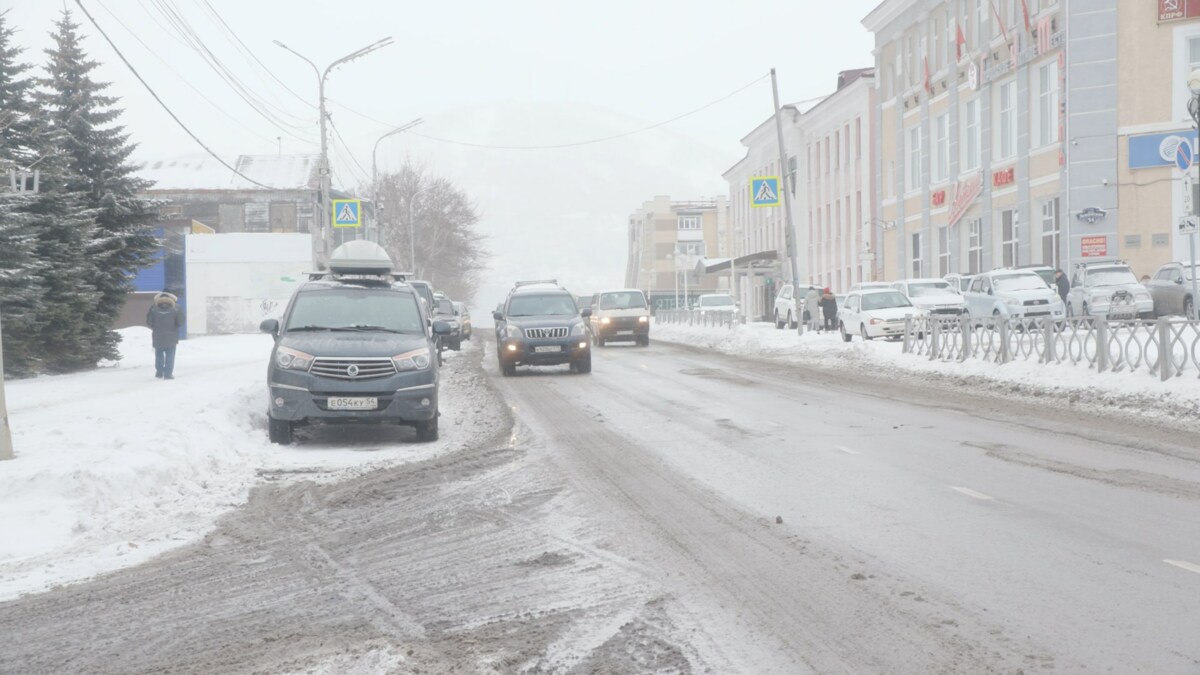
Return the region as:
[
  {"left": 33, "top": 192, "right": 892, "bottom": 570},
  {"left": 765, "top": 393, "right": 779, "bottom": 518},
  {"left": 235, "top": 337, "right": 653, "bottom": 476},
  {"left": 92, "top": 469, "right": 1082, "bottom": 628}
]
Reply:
[
  {"left": 494, "top": 280, "right": 592, "bottom": 375},
  {"left": 589, "top": 288, "right": 650, "bottom": 346},
  {"left": 259, "top": 241, "right": 451, "bottom": 445},
  {"left": 1066, "top": 261, "right": 1154, "bottom": 320}
]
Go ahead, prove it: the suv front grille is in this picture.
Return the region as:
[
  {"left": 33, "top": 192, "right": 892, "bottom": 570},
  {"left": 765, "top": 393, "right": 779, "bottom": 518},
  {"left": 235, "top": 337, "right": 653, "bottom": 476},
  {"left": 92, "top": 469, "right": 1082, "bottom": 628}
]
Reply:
[
  {"left": 525, "top": 327, "right": 568, "bottom": 339},
  {"left": 1023, "top": 299, "right": 1049, "bottom": 306},
  {"left": 309, "top": 357, "right": 396, "bottom": 380}
]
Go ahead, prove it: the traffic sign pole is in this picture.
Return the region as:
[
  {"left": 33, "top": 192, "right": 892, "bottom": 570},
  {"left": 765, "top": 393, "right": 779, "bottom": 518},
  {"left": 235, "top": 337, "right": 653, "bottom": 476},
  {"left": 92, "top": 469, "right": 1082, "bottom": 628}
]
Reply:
[
  {"left": 770, "top": 68, "right": 802, "bottom": 291},
  {"left": 0, "top": 312, "right": 13, "bottom": 461}
]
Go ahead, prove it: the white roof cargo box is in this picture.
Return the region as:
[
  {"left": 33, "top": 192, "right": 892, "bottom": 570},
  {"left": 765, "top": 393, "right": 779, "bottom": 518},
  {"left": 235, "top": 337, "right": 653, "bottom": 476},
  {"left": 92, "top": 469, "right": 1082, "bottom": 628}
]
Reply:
[{"left": 327, "top": 241, "right": 394, "bottom": 275}]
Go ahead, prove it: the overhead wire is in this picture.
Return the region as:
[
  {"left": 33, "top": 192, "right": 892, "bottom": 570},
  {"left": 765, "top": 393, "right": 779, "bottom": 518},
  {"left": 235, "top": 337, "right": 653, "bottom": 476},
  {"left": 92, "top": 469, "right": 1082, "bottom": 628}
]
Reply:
[
  {"left": 328, "top": 115, "right": 371, "bottom": 184},
  {"left": 74, "top": 0, "right": 281, "bottom": 189},
  {"left": 94, "top": 0, "right": 277, "bottom": 147}
]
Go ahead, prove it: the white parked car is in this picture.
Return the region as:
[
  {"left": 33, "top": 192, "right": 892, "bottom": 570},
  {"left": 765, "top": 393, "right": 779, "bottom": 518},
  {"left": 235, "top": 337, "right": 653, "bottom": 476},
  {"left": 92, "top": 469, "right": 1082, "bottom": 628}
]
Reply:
[
  {"left": 943, "top": 273, "right": 974, "bottom": 294},
  {"left": 963, "top": 269, "right": 1066, "bottom": 324},
  {"left": 892, "top": 278, "right": 967, "bottom": 316},
  {"left": 772, "top": 284, "right": 806, "bottom": 329},
  {"left": 696, "top": 293, "right": 738, "bottom": 318},
  {"left": 848, "top": 281, "right": 894, "bottom": 292},
  {"left": 1065, "top": 261, "right": 1154, "bottom": 320},
  {"left": 839, "top": 288, "right": 925, "bottom": 341}
]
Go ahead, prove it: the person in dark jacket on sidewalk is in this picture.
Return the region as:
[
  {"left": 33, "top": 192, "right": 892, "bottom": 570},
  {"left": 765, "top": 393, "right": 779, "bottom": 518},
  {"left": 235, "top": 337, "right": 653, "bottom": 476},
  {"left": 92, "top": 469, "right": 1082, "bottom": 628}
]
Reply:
[
  {"left": 146, "top": 291, "right": 181, "bottom": 379},
  {"left": 1054, "top": 269, "right": 1070, "bottom": 304},
  {"left": 819, "top": 288, "right": 838, "bottom": 332}
]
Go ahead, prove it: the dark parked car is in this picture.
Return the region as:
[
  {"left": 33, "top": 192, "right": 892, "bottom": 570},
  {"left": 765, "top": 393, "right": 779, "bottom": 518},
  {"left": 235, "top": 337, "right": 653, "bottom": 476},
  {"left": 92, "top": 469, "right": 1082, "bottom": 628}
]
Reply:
[
  {"left": 260, "top": 242, "right": 451, "bottom": 444},
  {"left": 1147, "top": 261, "right": 1198, "bottom": 318},
  {"left": 453, "top": 301, "right": 471, "bottom": 340},
  {"left": 494, "top": 280, "right": 592, "bottom": 375},
  {"left": 432, "top": 292, "right": 462, "bottom": 350}
]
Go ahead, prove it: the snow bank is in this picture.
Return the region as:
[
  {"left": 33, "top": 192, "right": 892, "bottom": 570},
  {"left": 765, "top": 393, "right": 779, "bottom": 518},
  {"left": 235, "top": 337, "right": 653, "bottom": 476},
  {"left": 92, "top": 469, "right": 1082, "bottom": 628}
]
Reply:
[
  {"left": 0, "top": 328, "right": 496, "bottom": 601},
  {"left": 651, "top": 320, "right": 1200, "bottom": 426}
]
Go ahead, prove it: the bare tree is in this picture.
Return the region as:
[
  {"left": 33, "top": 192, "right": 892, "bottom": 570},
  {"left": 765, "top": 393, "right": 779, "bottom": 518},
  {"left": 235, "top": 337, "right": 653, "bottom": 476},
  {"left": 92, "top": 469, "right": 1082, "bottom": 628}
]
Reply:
[{"left": 372, "top": 159, "right": 487, "bottom": 304}]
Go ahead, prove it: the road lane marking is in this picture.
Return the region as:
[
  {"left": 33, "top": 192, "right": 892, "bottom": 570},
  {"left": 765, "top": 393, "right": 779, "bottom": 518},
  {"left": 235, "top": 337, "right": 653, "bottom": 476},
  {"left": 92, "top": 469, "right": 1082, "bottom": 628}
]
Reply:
[
  {"left": 950, "top": 486, "right": 995, "bottom": 501},
  {"left": 833, "top": 445, "right": 860, "bottom": 455},
  {"left": 1164, "top": 559, "right": 1200, "bottom": 575}
]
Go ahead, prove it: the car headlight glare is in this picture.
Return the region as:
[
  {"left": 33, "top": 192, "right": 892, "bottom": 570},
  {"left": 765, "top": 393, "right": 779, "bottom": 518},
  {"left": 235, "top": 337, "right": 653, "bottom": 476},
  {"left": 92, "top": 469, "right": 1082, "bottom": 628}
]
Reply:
[
  {"left": 505, "top": 324, "right": 523, "bottom": 338},
  {"left": 393, "top": 348, "right": 432, "bottom": 371},
  {"left": 600, "top": 317, "right": 611, "bottom": 325},
  {"left": 638, "top": 315, "right": 649, "bottom": 323},
  {"left": 276, "top": 347, "right": 314, "bottom": 371}
]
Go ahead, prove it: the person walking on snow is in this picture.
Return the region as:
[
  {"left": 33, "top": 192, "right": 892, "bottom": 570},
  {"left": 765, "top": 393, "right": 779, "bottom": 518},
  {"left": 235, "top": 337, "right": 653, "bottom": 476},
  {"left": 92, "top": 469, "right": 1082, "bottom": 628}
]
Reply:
[
  {"left": 804, "top": 286, "right": 822, "bottom": 332},
  {"left": 147, "top": 291, "right": 181, "bottom": 379},
  {"left": 1054, "top": 269, "right": 1070, "bottom": 304},
  {"left": 819, "top": 288, "right": 839, "bottom": 333}
]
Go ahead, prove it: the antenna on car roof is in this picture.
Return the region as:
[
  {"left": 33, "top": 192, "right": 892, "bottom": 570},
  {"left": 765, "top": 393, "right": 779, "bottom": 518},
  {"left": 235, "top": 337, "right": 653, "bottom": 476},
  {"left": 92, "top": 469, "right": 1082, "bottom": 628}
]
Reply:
[{"left": 513, "top": 279, "right": 559, "bottom": 288}]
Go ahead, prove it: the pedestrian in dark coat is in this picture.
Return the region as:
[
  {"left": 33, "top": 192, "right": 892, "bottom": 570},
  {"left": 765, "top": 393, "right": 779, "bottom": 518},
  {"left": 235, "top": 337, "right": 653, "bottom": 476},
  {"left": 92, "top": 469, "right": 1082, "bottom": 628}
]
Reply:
[
  {"left": 1054, "top": 269, "right": 1070, "bottom": 304},
  {"left": 146, "top": 292, "right": 181, "bottom": 379},
  {"left": 819, "top": 288, "right": 838, "bottom": 332}
]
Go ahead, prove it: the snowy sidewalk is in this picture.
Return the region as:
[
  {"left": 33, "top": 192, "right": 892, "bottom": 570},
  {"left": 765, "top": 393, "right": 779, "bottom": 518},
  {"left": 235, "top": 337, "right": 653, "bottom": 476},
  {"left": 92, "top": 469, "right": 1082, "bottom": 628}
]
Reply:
[
  {"left": 651, "top": 320, "right": 1200, "bottom": 427},
  {"left": 0, "top": 328, "right": 498, "bottom": 601}
]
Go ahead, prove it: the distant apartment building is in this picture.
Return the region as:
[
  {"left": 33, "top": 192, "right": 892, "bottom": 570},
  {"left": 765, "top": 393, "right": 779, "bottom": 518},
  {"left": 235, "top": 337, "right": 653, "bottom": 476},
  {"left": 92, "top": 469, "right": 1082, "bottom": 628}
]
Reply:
[
  {"left": 625, "top": 196, "right": 728, "bottom": 310},
  {"left": 864, "top": 0, "right": 1072, "bottom": 280},
  {"left": 803, "top": 68, "right": 877, "bottom": 289}
]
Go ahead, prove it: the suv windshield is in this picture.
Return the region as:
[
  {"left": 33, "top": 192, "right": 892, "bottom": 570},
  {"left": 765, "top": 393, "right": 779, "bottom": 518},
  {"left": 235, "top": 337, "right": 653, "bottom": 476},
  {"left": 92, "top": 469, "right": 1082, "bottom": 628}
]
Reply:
[
  {"left": 598, "top": 291, "right": 646, "bottom": 310},
  {"left": 699, "top": 295, "right": 734, "bottom": 307},
  {"left": 993, "top": 274, "right": 1048, "bottom": 292},
  {"left": 286, "top": 288, "right": 424, "bottom": 333},
  {"left": 862, "top": 291, "right": 912, "bottom": 310},
  {"left": 435, "top": 298, "right": 455, "bottom": 315},
  {"left": 508, "top": 293, "right": 578, "bottom": 317},
  {"left": 1086, "top": 267, "right": 1138, "bottom": 287},
  {"left": 908, "top": 281, "right": 953, "bottom": 296}
]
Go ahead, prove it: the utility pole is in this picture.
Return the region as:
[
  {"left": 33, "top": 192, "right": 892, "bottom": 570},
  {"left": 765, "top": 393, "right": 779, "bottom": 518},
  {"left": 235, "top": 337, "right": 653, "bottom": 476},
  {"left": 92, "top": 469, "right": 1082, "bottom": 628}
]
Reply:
[
  {"left": 371, "top": 118, "right": 423, "bottom": 253},
  {"left": 0, "top": 312, "right": 12, "bottom": 461},
  {"left": 1187, "top": 71, "right": 1200, "bottom": 319},
  {"left": 274, "top": 38, "right": 394, "bottom": 269},
  {"left": 771, "top": 68, "right": 802, "bottom": 288}
]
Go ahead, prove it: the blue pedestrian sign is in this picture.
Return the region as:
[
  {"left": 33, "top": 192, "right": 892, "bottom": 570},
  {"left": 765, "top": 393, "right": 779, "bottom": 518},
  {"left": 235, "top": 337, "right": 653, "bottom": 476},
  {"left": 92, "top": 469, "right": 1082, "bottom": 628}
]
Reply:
[
  {"left": 750, "top": 176, "right": 781, "bottom": 208},
  {"left": 1177, "top": 139, "right": 1195, "bottom": 173},
  {"left": 332, "top": 199, "right": 362, "bottom": 228}
]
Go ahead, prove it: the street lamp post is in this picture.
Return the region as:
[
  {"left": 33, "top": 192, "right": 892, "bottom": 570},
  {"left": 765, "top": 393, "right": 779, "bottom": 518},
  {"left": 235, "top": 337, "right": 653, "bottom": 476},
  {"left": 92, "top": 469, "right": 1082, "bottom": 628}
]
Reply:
[
  {"left": 1186, "top": 70, "right": 1200, "bottom": 320},
  {"left": 666, "top": 253, "right": 678, "bottom": 309},
  {"left": 407, "top": 186, "right": 432, "bottom": 275},
  {"left": 274, "top": 37, "right": 394, "bottom": 268},
  {"left": 371, "top": 118, "right": 422, "bottom": 248}
]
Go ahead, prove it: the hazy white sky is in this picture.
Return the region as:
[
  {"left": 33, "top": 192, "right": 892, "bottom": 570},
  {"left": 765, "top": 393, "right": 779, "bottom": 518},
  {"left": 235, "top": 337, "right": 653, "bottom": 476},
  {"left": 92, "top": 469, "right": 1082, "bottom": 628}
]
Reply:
[{"left": 5, "top": 0, "right": 880, "bottom": 171}]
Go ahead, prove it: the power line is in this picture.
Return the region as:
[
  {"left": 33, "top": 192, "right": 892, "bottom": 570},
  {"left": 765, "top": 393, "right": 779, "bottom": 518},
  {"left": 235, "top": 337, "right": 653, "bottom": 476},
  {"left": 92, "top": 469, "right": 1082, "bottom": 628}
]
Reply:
[
  {"left": 328, "top": 116, "right": 371, "bottom": 184},
  {"left": 406, "top": 73, "right": 771, "bottom": 150},
  {"left": 74, "top": 0, "right": 280, "bottom": 189}
]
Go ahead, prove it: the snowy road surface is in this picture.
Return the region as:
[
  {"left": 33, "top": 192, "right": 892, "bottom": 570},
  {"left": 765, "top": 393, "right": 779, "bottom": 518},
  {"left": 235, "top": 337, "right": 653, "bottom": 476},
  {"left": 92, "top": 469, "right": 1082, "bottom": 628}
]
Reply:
[{"left": 0, "top": 334, "right": 1198, "bottom": 672}]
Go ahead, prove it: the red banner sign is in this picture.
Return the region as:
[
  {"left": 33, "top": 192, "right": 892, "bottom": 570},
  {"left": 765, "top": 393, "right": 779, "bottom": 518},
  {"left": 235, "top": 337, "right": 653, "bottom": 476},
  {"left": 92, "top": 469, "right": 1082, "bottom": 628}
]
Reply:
[
  {"left": 948, "top": 173, "right": 983, "bottom": 227},
  {"left": 993, "top": 167, "right": 1016, "bottom": 187},
  {"left": 1081, "top": 236, "right": 1108, "bottom": 258},
  {"left": 931, "top": 190, "right": 946, "bottom": 207},
  {"left": 1160, "top": 0, "right": 1200, "bottom": 21}
]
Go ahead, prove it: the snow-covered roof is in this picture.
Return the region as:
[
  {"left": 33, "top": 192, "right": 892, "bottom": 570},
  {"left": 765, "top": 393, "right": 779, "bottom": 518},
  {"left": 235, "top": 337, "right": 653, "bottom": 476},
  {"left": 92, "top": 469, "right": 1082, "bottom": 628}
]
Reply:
[
  {"left": 185, "top": 233, "right": 312, "bottom": 263},
  {"left": 136, "top": 154, "right": 319, "bottom": 191}
]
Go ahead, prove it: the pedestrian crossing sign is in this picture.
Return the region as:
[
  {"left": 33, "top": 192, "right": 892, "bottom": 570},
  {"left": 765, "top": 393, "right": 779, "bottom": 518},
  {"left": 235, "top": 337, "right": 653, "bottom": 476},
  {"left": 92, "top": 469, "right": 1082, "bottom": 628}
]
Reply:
[
  {"left": 332, "top": 199, "right": 362, "bottom": 228},
  {"left": 750, "top": 176, "right": 781, "bottom": 208}
]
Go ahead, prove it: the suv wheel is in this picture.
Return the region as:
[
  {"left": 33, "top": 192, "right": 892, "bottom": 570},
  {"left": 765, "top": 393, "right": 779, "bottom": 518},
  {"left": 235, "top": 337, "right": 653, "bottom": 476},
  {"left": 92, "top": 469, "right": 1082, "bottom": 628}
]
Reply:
[
  {"left": 1185, "top": 296, "right": 1195, "bottom": 320},
  {"left": 638, "top": 335, "right": 650, "bottom": 347},
  {"left": 860, "top": 324, "right": 873, "bottom": 341},
  {"left": 774, "top": 311, "right": 784, "bottom": 329},
  {"left": 788, "top": 311, "right": 797, "bottom": 329},
  {"left": 597, "top": 337, "right": 606, "bottom": 347},
  {"left": 575, "top": 354, "right": 592, "bottom": 374},
  {"left": 840, "top": 322, "right": 852, "bottom": 343},
  {"left": 268, "top": 416, "right": 293, "bottom": 445},
  {"left": 415, "top": 413, "right": 439, "bottom": 442},
  {"left": 500, "top": 358, "right": 516, "bottom": 376}
]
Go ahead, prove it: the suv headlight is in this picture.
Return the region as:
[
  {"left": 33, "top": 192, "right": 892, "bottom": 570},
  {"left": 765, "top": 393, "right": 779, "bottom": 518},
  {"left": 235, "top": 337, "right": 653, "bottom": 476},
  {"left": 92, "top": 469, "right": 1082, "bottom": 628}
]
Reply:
[
  {"left": 638, "top": 315, "right": 649, "bottom": 323},
  {"left": 1004, "top": 297, "right": 1023, "bottom": 307},
  {"left": 393, "top": 348, "right": 432, "bottom": 371},
  {"left": 505, "top": 324, "right": 523, "bottom": 338},
  {"left": 1090, "top": 292, "right": 1110, "bottom": 303},
  {"left": 275, "top": 346, "right": 314, "bottom": 371},
  {"left": 571, "top": 322, "right": 587, "bottom": 336},
  {"left": 599, "top": 317, "right": 611, "bottom": 325}
]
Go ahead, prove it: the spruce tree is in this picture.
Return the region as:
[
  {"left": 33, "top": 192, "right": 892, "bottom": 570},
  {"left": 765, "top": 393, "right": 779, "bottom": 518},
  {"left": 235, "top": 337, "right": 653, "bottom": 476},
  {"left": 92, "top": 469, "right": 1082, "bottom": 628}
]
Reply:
[
  {"left": 39, "top": 10, "right": 156, "bottom": 364},
  {"left": 0, "top": 11, "right": 45, "bottom": 376}
]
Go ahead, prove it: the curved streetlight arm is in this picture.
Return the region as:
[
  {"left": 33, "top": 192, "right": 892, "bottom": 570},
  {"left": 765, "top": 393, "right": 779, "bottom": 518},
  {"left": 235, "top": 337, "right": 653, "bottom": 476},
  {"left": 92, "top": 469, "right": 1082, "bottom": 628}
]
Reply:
[
  {"left": 272, "top": 40, "right": 319, "bottom": 81},
  {"left": 323, "top": 38, "right": 394, "bottom": 82},
  {"left": 372, "top": 118, "right": 425, "bottom": 187}
]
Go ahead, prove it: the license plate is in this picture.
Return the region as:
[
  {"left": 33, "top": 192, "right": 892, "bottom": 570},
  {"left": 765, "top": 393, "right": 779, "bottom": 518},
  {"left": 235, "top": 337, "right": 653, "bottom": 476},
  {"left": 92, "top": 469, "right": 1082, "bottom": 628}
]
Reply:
[
  {"left": 327, "top": 397, "right": 377, "bottom": 410},
  {"left": 616, "top": 330, "right": 634, "bottom": 335},
  {"left": 534, "top": 345, "right": 562, "bottom": 353}
]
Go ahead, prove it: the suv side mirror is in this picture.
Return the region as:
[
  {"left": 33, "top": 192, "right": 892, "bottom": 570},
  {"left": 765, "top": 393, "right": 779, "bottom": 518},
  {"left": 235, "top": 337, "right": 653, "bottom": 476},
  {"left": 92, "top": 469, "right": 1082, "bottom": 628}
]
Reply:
[
  {"left": 259, "top": 318, "right": 279, "bottom": 335},
  {"left": 1176, "top": 277, "right": 1184, "bottom": 285},
  {"left": 432, "top": 320, "right": 452, "bottom": 335},
  {"left": 986, "top": 288, "right": 993, "bottom": 295},
  {"left": 492, "top": 310, "right": 504, "bottom": 321},
  {"left": 581, "top": 308, "right": 592, "bottom": 318}
]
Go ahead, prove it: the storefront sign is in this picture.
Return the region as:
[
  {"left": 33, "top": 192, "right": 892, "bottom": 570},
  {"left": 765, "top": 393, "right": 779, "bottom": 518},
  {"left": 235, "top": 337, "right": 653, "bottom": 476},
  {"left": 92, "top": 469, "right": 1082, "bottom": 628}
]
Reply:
[
  {"left": 980, "top": 30, "right": 1064, "bottom": 85},
  {"left": 1076, "top": 206, "right": 1108, "bottom": 224},
  {"left": 1159, "top": 0, "right": 1200, "bottom": 22},
  {"left": 1128, "top": 131, "right": 1198, "bottom": 169},
  {"left": 992, "top": 167, "right": 1015, "bottom": 187},
  {"left": 931, "top": 190, "right": 946, "bottom": 207},
  {"left": 1081, "top": 235, "right": 1108, "bottom": 258},
  {"left": 948, "top": 173, "right": 983, "bottom": 227}
]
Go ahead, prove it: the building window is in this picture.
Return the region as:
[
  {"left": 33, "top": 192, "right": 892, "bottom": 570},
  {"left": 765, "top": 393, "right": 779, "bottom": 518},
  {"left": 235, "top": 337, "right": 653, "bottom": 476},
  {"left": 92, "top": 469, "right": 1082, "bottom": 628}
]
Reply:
[
  {"left": 968, "top": 218, "right": 983, "bottom": 273},
  {"left": 244, "top": 202, "right": 269, "bottom": 233},
  {"left": 1037, "top": 61, "right": 1059, "bottom": 147},
  {"left": 844, "top": 123, "right": 851, "bottom": 163},
  {"left": 1040, "top": 198, "right": 1060, "bottom": 266},
  {"left": 912, "top": 232, "right": 923, "bottom": 277},
  {"left": 1153, "top": 233, "right": 1170, "bottom": 247},
  {"left": 675, "top": 242, "right": 706, "bottom": 257},
  {"left": 963, "top": 98, "right": 980, "bottom": 170},
  {"left": 834, "top": 130, "right": 841, "bottom": 169},
  {"left": 975, "top": 0, "right": 987, "bottom": 46},
  {"left": 908, "top": 126, "right": 922, "bottom": 192},
  {"left": 934, "top": 113, "right": 949, "bottom": 182},
  {"left": 788, "top": 155, "right": 798, "bottom": 194},
  {"left": 932, "top": 16, "right": 942, "bottom": 71},
  {"left": 1002, "top": 209, "right": 1019, "bottom": 267},
  {"left": 678, "top": 215, "right": 701, "bottom": 230},
  {"left": 999, "top": 80, "right": 1017, "bottom": 159},
  {"left": 939, "top": 225, "right": 951, "bottom": 276},
  {"left": 855, "top": 117, "right": 862, "bottom": 158}
]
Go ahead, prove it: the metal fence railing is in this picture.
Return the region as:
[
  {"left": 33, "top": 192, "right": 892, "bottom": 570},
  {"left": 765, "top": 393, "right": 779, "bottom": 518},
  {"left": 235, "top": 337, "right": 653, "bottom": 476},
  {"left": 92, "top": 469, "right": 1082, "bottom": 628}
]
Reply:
[
  {"left": 903, "top": 315, "right": 1200, "bottom": 380},
  {"left": 654, "top": 309, "right": 739, "bottom": 329}
]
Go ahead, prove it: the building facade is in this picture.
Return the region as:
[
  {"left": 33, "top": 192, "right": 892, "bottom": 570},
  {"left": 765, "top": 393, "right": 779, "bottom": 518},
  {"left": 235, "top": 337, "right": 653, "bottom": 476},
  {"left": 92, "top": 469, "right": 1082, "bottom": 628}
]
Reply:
[
  {"left": 803, "top": 69, "right": 877, "bottom": 290},
  {"left": 625, "top": 196, "right": 728, "bottom": 310},
  {"left": 864, "top": 0, "right": 1073, "bottom": 281}
]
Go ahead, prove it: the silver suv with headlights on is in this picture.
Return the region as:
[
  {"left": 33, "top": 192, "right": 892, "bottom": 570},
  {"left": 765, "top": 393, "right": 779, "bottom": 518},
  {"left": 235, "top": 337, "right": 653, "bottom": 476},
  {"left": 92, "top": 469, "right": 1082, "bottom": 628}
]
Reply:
[
  {"left": 1066, "top": 260, "right": 1154, "bottom": 320},
  {"left": 494, "top": 280, "right": 592, "bottom": 376},
  {"left": 259, "top": 241, "right": 452, "bottom": 445}
]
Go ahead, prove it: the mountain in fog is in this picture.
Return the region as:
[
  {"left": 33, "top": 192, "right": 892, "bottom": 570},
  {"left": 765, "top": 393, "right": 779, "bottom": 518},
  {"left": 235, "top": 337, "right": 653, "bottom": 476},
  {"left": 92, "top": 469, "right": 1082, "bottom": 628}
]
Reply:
[{"left": 396, "top": 101, "right": 735, "bottom": 308}]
